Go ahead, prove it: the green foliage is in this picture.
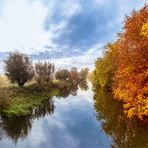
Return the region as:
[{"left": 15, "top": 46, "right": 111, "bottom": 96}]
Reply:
[
  {"left": 2, "top": 85, "right": 59, "bottom": 117},
  {"left": 94, "top": 43, "right": 117, "bottom": 88},
  {"left": 53, "top": 80, "right": 69, "bottom": 90},
  {"left": 35, "top": 61, "right": 55, "bottom": 84},
  {"left": 5, "top": 51, "right": 34, "bottom": 87}
]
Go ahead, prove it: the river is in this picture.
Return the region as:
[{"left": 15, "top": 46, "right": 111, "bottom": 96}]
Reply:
[{"left": 0, "top": 84, "right": 148, "bottom": 148}]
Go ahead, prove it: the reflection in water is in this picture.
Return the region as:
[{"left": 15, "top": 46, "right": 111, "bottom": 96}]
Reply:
[
  {"left": 1, "top": 81, "right": 147, "bottom": 148},
  {"left": 79, "top": 80, "right": 89, "bottom": 91},
  {"left": 0, "top": 82, "right": 89, "bottom": 145},
  {"left": 0, "top": 116, "right": 32, "bottom": 144},
  {"left": 93, "top": 88, "right": 148, "bottom": 148},
  {"left": 0, "top": 98, "right": 55, "bottom": 144},
  {"left": 32, "top": 98, "right": 55, "bottom": 119}
]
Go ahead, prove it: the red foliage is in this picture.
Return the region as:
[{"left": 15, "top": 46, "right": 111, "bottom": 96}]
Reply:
[{"left": 113, "top": 5, "right": 148, "bottom": 119}]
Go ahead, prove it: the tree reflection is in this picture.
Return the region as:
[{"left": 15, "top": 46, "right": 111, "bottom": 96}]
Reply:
[
  {"left": 0, "top": 98, "right": 54, "bottom": 143},
  {"left": 79, "top": 80, "right": 89, "bottom": 91},
  {"left": 0, "top": 98, "right": 55, "bottom": 143},
  {"left": 0, "top": 81, "right": 88, "bottom": 144},
  {"left": 56, "top": 84, "right": 79, "bottom": 98},
  {"left": 57, "top": 89, "right": 72, "bottom": 98},
  {"left": 0, "top": 115, "right": 32, "bottom": 144},
  {"left": 93, "top": 87, "right": 148, "bottom": 148},
  {"left": 31, "top": 98, "right": 55, "bottom": 119}
]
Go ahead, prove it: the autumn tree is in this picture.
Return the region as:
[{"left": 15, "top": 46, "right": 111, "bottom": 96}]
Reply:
[
  {"left": 55, "top": 69, "right": 71, "bottom": 80},
  {"left": 79, "top": 67, "right": 89, "bottom": 81},
  {"left": 141, "top": 22, "right": 148, "bottom": 38},
  {"left": 35, "top": 62, "right": 55, "bottom": 84},
  {"left": 94, "top": 42, "right": 117, "bottom": 88},
  {"left": 70, "top": 67, "right": 79, "bottom": 82},
  {"left": 5, "top": 51, "right": 34, "bottom": 87},
  {"left": 113, "top": 5, "right": 148, "bottom": 119}
]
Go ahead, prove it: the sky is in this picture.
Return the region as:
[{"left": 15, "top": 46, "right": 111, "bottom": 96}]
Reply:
[{"left": 0, "top": 0, "right": 147, "bottom": 69}]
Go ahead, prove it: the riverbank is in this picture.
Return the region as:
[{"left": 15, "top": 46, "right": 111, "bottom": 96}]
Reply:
[{"left": 0, "top": 76, "right": 84, "bottom": 117}]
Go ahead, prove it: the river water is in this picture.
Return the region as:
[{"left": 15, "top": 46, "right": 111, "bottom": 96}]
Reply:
[{"left": 0, "top": 84, "right": 148, "bottom": 148}]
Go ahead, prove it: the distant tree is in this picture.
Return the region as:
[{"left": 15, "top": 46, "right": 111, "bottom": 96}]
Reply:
[
  {"left": 5, "top": 51, "right": 34, "bottom": 87},
  {"left": 94, "top": 42, "right": 117, "bottom": 88},
  {"left": 70, "top": 67, "right": 79, "bottom": 82},
  {"left": 79, "top": 67, "right": 89, "bottom": 81},
  {"left": 35, "top": 61, "right": 55, "bottom": 84},
  {"left": 71, "top": 67, "right": 77, "bottom": 72},
  {"left": 55, "top": 69, "right": 71, "bottom": 80},
  {"left": 79, "top": 80, "right": 88, "bottom": 91}
]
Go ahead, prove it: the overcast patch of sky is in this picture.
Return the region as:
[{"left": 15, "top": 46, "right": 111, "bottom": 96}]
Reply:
[
  {"left": 0, "top": 0, "right": 147, "bottom": 70},
  {"left": 0, "top": 0, "right": 146, "bottom": 53}
]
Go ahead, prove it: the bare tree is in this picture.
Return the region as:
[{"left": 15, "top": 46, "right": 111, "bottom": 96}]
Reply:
[{"left": 35, "top": 61, "right": 55, "bottom": 84}]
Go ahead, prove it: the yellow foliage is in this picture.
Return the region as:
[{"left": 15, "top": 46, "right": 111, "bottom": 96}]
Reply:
[{"left": 141, "top": 22, "right": 148, "bottom": 38}]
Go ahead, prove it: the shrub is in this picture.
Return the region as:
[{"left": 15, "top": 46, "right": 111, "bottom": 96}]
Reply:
[{"left": 55, "top": 69, "right": 71, "bottom": 80}]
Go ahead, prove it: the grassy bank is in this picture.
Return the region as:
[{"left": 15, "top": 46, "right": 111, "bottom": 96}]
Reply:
[
  {"left": 0, "top": 76, "right": 79, "bottom": 117},
  {"left": 0, "top": 84, "right": 60, "bottom": 117}
]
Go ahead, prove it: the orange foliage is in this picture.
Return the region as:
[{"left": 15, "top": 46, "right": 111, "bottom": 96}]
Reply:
[{"left": 113, "top": 5, "right": 148, "bottom": 119}]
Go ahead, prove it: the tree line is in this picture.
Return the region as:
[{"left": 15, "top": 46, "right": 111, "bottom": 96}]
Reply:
[
  {"left": 93, "top": 4, "right": 148, "bottom": 119},
  {"left": 4, "top": 51, "right": 89, "bottom": 87}
]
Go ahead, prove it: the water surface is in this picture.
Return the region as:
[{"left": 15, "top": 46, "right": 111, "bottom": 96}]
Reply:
[{"left": 0, "top": 84, "right": 147, "bottom": 148}]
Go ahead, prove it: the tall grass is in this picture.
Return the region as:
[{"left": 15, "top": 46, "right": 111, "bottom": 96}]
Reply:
[{"left": 0, "top": 75, "right": 11, "bottom": 110}]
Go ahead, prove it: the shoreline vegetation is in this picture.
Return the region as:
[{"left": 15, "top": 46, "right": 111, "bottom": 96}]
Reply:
[
  {"left": 92, "top": 5, "right": 148, "bottom": 120},
  {"left": 0, "top": 53, "right": 89, "bottom": 117}
]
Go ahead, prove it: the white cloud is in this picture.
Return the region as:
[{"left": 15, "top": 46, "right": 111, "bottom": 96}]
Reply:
[
  {"left": 0, "top": 0, "right": 51, "bottom": 53},
  {"left": 0, "top": 0, "right": 147, "bottom": 72},
  {"left": 33, "top": 43, "right": 103, "bottom": 70}
]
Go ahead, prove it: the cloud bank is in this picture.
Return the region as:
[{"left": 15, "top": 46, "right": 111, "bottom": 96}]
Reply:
[{"left": 0, "top": 0, "right": 146, "bottom": 69}]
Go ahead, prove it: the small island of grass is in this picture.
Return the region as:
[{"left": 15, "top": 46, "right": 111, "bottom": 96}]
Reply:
[{"left": 0, "top": 51, "right": 89, "bottom": 117}]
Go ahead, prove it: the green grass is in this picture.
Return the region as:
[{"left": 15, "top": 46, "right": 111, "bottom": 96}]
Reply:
[
  {"left": 0, "top": 75, "right": 80, "bottom": 117},
  {"left": 1, "top": 84, "right": 59, "bottom": 117}
]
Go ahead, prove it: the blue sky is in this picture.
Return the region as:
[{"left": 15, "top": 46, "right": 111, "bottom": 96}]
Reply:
[{"left": 0, "top": 0, "right": 147, "bottom": 69}]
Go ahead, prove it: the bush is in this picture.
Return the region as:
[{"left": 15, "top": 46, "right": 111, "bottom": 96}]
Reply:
[
  {"left": 55, "top": 69, "right": 71, "bottom": 80},
  {"left": 79, "top": 67, "right": 89, "bottom": 81},
  {"left": 5, "top": 51, "right": 34, "bottom": 87}
]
